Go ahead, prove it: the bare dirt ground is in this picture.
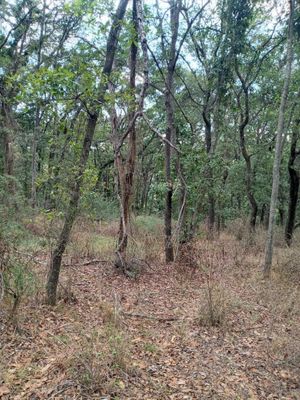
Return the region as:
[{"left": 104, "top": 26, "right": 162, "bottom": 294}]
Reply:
[{"left": 1, "top": 234, "right": 299, "bottom": 399}]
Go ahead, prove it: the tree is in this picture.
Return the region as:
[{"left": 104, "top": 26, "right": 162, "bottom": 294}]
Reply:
[
  {"left": 111, "top": 0, "right": 149, "bottom": 271},
  {"left": 285, "top": 111, "right": 300, "bottom": 245},
  {"left": 46, "top": 0, "right": 129, "bottom": 305},
  {"left": 263, "top": 0, "right": 294, "bottom": 278},
  {"left": 0, "top": 1, "right": 37, "bottom": 196}
]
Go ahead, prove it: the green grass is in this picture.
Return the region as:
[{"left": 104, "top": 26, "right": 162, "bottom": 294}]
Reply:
[
  {"left": 91, "top": 234, "right": 115, "bottom": 253},
  {"left": 134, "top": 215, "right": 163, "bottom": 234}
]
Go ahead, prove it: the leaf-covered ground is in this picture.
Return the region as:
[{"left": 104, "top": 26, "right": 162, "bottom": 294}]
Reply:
[{"left": 1, "top": 234, "right": 299, "bottom": 399}]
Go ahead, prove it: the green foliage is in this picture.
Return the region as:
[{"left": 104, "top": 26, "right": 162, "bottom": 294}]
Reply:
[
  {"left": 3, "top": 258, "right": 37, "bottom": 300},
  {"left": 0, "top": 0, "right": 297, "bottom": 252},
  {"left": 80, "top": 192, "right": 118, "bottom": 221},
  {"left": 134, "top": 215, "right": 163, "bottom": 234}
]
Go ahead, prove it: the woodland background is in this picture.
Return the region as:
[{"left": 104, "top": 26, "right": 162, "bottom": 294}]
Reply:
[{"left": 0, "top": 0, "right": 300, "bottom": 399}]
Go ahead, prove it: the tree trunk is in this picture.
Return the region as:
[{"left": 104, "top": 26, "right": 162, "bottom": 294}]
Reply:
[
  {"left": 260, "top": 204, "right": 266, "bottom": 224},
  {"left": 1, "top": 102, "right": 15, "bottom": 195},
  {"left": 163, "top": 0, "right": 181, "bottom": 262},
  {"left": 203, "top": 108, "right": 215, "bottom": 235},
  {"left": 236, "top": 68, "right": 258, "bottom": 232},
  {"left": 46, "top": 114, "right": 97, "bottom": 305},
  {"left": 31, "top": 111, "right": 40, "bottom": 208},
  {"left": 31, "top": 1, "right": 45, "bottom": 209},
  {"left": 164, "top": 82, "right": 175, "bottom": 262},
  {"left": 115, "top": 0, "right": 138, "bottom": 267},
  {"left": 285, "top": 118, "right": 300, "bottom": 246},
  {"left": 113, "top": 0, "right": 148, "bottom": 269},
  {"left": 46, "top": 0, "right": 129, "bottom": 305},
  {"left": 264, "top": 0, "right": 294, "bottom": 278}
]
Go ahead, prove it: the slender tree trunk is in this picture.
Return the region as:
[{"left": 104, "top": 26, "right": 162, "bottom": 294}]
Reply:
[
  {"left": 31, "top": 1, "right": 45, "bottom": 209},
  {"left": 285, "top": 118, "right": 300, "bottom": 245},
  {"left": 203, "top": 108, "right": 215, "bottom": 234},
  {"left": 46, "top": 115, "right": 97, "bottom": 305},
  {"left": 278, "top": 205, "right": 285, "bottom": 226},
  {"left": 46, "top": 0, "right": 129, "bottom": 305},
  {"left": 260, "top": 204, "right": 266, "bottom": 224},
  {"left": 164, "top": 81, "right": 175, "bottom": 262},
  {"left": 1, "top": 102, "right": 15, "bottom": 195},
  {"left": 115, "top": 0, "right": 138, "bottom": 266},
  {"left": 113, "top": 0, "right": 148, "bottom": 269},
  {"left": 263, "top": 0, "right": 294, "bottom": 278},
  {"left": 163, "top": 0, "right": 181, "bottom": 262},
  {"left": 31, "top": 111, "right": 40, "bottom": 208},
  {"left": 236, "top": 69, "right": 258, "bottom": 232},
  {"left": 244, "top": 155, "right": 258, "bottom": 230}
]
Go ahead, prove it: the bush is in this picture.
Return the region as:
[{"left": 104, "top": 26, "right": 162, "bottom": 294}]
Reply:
[
  {"left": 197, "top": 281, "right": 228, "bottom": 327},
  {"left": 0, "top": 225, "right": 39, "bottom": 327},
  {"left": 3, "top": 257, "right": 38, "bottom": 323}
]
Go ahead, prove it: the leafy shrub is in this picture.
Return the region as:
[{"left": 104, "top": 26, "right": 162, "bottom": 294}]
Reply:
[{"left": 3, "top": 257, "right": 38, "bottom": 323}]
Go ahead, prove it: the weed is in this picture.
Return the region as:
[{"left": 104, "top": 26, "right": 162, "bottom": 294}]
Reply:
[
  {"left": 196, "top": 246, "right": 232, "bottom": 327},
  {"left": 2, "top": 256, "right": 38, "bottom": 327},
  {"left": 143, "top": 342, "right": 158, "bottom": 354},
  {"left": 198, "top": 281, "right": 228, "bottom": 327}
]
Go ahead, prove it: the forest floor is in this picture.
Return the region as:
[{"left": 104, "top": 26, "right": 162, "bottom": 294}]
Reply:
[{"left": 0, "top": 218, "right": 300, "bottom": 399}]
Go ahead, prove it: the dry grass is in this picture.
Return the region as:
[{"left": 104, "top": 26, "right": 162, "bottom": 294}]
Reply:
[
  {"left": 68, "top": 324, "right": 132, "bottom": 396},
  {"left": 274, "top": 246, "right": 300, "bottom": 283},
  {"left": 197, "top": 281, "right": 230, "bottom": 327},
  {"left": 1, "top": 216, "right": 300, "bottom": 399},
  {"left": 67, "top": 219, "right": 116, "bottom": 262}
]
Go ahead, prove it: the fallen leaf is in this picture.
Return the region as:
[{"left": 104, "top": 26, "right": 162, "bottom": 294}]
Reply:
[{"left": 0, "top": 385, "right": 10, "bottom": 397}]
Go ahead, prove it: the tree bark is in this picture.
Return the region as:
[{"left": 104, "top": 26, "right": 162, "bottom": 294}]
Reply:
[
  {"left": 112, "top": 0, "right": 148, "bottom": 269},
  {"left": 31, "top": 111, "right": 40, "bottom": 208},
  {"left": 203, "top": 106, "right": 215, "bottom": 234},
  {"left": 115, "top": 0, "right": 138, "bottom": 267},
  {"left": 46, "top": 0, "right": 129, "bottom": 305},
  {"left": 235, "top": 65, "right": 258, "bottom": 232},
  {"left": 285, "top": 117, "right": 300, "bottom": 245},
  {"left": 163, "top": 0, "right": 181, "bottom": 262},
  {"left": 263, "top": 0, "right": 294, "bottom": 278},
  {"left": 31, "top": 0, "right": 46, "bottom": 209},
  {"left": 1, "top": 102, "right": 15, "bottom": 195}
]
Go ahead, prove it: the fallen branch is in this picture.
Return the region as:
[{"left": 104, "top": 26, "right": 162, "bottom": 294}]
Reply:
[
  {"left": 63, "top": 258, "right": 111, "bottom": 267},
  {"left": 121, "top": 311, "right": 179, "bottom": 322}
]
